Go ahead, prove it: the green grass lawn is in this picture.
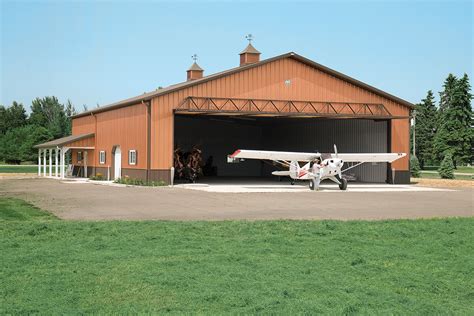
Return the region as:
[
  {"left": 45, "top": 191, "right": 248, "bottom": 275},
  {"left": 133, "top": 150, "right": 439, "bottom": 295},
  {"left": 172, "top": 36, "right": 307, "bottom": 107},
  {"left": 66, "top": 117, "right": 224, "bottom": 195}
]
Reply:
[
  {"left": 0, "top": 165, "right": 38, "bottom": 173},
  {"left": 423, "top": 166, "right": 473, "bottom": 174},
  {"left": 455, "top": 166, "right": 474, "bottom": 174},
  {"left": 418, "top": 171, "right": 473, "bottom": 180},
  {"left": 1, "top": 198, "right": 473, "bottom": 314}
]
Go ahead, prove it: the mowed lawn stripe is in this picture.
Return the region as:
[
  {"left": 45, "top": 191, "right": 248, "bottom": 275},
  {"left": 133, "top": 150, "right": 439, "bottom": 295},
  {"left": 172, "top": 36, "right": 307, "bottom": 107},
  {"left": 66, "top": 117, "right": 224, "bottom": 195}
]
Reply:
[
  {"left": 1, "top": 198, "right": 473, "bottom": 314},
  {"left": 0, "top": 165, "right": 38, "bottom": 173}
]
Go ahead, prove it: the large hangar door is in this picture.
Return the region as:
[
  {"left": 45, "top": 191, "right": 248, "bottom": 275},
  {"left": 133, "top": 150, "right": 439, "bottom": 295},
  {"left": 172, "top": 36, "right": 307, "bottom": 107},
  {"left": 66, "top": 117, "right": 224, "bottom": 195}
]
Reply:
[
  {"left": 175, "top": 115, "right": 389, "bottom": 183},
  {"left": 262, "top": 119, "right": 389, "bottom": 182}
]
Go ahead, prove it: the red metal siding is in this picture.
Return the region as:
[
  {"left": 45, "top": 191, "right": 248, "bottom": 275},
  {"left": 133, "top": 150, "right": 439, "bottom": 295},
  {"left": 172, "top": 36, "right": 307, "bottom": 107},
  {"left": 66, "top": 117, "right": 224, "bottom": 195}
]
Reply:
[
  {"left": 95, "top": 104, "right": 148, "bottom": 169},
  {"left": 72, "top": 115, "right": 95, "bottom": 135},
  {"left": 151, "top": 57, "right": 410, "bottom": 170},
  {"left": 71, "top": 104, "right": 148, "bottom": 169}
]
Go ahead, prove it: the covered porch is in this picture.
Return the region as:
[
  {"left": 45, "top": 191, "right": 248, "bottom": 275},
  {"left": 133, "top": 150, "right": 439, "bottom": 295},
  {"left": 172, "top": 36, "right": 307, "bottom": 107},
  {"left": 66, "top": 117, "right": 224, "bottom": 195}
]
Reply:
[{"left": 34, "top": 133, "right": 95, "bottom": 179}]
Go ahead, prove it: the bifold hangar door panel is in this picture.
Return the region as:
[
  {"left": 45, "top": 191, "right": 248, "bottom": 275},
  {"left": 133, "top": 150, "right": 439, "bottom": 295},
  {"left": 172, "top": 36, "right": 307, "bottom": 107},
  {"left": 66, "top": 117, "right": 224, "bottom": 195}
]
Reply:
[{"left": 174, "top": 116, "right": 388, "bottom": 182}]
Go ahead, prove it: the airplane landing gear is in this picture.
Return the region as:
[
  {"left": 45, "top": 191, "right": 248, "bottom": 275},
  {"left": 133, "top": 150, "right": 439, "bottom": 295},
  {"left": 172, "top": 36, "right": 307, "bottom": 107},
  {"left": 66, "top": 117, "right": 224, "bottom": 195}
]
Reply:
[
  {"left": 338, "top": 178, "right": 348, "bottom": 190},
  {"left": 290, "top": 179, "right": 295, "bottom": 185},
  {"left": 309, "top": 180, "right": 315, "bottom": 190}
]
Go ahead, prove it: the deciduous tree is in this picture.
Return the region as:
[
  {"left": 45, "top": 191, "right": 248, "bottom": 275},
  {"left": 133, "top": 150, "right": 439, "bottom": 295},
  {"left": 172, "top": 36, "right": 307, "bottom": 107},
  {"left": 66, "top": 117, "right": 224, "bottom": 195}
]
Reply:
[
  {"left": 29, "top": 97, "right": 68, "bottom": 139},
  {"left": 0, "top": 102, "right": 27, "bottom": 134},
  {"left": 0, "top": 125, "right": 52, "bottom": 163}
]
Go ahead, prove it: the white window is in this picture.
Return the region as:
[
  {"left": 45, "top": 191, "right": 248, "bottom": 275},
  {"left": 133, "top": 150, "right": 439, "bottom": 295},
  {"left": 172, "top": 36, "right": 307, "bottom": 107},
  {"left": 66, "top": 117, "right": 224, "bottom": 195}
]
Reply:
[
  {"left": 128, "top": 150, "right": 137, "bottom": 165},
  {"left": 99, "top": 151, "right": 106, "bottom": 164},
  {"left": 77, "top": 151, "right": 83, "bottom": 162}
]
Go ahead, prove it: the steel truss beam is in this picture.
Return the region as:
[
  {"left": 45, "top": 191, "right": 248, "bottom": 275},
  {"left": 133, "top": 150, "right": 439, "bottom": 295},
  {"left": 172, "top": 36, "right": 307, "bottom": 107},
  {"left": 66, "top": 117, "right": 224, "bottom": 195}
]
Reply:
[{"left": 175, "top": 96, "right": 406, "bottom": 119}]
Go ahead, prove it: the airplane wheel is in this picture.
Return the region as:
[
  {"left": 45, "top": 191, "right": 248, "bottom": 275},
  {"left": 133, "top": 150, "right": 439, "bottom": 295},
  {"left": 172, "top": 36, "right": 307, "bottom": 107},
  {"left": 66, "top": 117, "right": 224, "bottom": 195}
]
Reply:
[
  {"left": 309, "top": 180, "right": 315, "bottom": 190},
  {"left": 339, "top": 178, "right": 348, "bottom": 190},
  {"left": 291, "top": 179, "right": 295, "bottom": 185}
]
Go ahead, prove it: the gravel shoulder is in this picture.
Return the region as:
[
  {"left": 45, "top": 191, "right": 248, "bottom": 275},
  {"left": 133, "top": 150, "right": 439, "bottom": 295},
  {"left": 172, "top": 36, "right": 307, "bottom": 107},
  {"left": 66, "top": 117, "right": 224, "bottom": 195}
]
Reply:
[{"left": 411, "top": 177, "right": 473, "bottom": 188}]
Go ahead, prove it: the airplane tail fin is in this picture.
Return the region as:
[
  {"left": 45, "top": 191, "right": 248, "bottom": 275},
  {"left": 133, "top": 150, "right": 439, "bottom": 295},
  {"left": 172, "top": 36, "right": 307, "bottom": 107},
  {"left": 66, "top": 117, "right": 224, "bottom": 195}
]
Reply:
[{"left": 289, "top": 161, "right": 299, "bottom": 179}]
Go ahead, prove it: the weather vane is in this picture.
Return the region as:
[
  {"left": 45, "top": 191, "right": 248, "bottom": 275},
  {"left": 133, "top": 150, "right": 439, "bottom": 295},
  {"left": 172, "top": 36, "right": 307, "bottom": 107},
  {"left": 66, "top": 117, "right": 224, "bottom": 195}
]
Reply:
[
  {"left": 245, "top": 34, "right": 253, "bottom": 44},
  {"left": 191, "top": 54, "right": 198, "bottom": 62}
]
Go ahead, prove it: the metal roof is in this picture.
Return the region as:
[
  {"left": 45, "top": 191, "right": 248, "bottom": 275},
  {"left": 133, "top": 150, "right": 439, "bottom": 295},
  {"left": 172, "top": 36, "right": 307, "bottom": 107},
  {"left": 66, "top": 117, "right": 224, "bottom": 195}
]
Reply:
[
  {"left": 239, "top": 43, "right": 261, "bottom": 55},
  {"left": 187, "top": 62, "right": 203, "bottom": 71},
  {"left": 34, "top": 133, "right": 95, "bottom": 148},
  {"left": 72, "top": 52, "right": 414, "bottom": 118}
]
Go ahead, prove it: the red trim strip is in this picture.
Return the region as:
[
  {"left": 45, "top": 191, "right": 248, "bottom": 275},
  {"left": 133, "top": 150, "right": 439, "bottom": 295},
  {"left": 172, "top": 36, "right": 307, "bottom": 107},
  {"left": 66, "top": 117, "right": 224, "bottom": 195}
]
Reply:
[{"left": 229, "top": 149, "right": 241, "bottom": 158}]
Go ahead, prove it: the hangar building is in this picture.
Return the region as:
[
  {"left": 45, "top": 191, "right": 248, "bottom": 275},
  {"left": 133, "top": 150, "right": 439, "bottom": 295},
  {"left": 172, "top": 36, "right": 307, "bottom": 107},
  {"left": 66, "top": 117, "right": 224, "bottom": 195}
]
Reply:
[{"left": 35, "top": 43, "right": 413, "bottom": 184}]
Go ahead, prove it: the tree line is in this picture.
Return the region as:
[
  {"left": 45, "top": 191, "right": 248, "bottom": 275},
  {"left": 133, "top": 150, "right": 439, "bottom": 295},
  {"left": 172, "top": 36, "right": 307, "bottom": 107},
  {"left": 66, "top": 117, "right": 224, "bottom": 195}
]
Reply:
[
  {"left": 0, "top": 97, "right": 76, "bottom": 164},
  {"left": 412, "top": 73, "right": 472, "bottom": 171}
]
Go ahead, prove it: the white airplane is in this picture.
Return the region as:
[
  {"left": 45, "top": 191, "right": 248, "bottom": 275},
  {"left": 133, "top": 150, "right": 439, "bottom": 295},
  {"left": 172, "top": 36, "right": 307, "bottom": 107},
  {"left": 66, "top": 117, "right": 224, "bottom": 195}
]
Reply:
[{"left": 227, "top": 145, "right": 406, "bottom": 191}]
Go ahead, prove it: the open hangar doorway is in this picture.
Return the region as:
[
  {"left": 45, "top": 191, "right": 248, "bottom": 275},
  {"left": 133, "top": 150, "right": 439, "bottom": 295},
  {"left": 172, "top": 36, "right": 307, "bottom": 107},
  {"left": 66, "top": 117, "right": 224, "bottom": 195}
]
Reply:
[{"left": 173, "top": 114, "right": 389, "bottom": 183}]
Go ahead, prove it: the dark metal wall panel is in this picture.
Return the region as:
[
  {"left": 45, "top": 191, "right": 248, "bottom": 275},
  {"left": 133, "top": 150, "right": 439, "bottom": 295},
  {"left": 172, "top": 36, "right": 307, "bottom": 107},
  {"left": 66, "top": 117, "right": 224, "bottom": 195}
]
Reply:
[
  {"left": 262, "top": 119, "right": 388, "bottom": 182},
  {"left": 174, "top": 116, "right": 263, "bottom": 176}
]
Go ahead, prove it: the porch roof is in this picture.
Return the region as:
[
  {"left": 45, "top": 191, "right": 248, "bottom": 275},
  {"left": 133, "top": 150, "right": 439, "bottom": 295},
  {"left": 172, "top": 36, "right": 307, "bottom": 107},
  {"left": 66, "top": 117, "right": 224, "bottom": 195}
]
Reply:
[{"left": 34, "top": 133, "right": 95, "bottom": 149}]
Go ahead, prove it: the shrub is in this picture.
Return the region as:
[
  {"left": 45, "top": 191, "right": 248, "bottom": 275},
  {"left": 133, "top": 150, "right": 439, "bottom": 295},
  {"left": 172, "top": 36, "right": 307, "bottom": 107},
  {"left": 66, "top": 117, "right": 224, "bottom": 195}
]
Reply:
[
  {"left": 89, "top": 173, "right": 105, "bottom": 181},
  {"left": 410, "top": 155, "right": 421, "bottom": 177},
  {"left": 114, "top": 177, "right": 166, "bottom": 186},
  {"left": 149, "top": 180, "right": 167, "bottom": 186},
  {"left": 438, "top": 153, "right": 454, "bottom": 179}
]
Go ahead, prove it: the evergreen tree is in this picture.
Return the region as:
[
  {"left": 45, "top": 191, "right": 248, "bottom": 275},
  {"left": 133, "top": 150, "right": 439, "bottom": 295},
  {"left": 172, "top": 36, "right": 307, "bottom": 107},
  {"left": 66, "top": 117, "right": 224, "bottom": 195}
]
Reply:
[
  {"left": 438, "top": 74, "right": 458, "bottom": 113},
  {"left": 455, "top": 74, "right": 473, "bottom": 164},
  {"left": 414, "top": 90, "right": 438, "bottom": 168},
  {"left": 434, "top": 74, "right": 457, "bottom": 161},
  {"left": 410, "top": 155, "right": 420, "bottom": 177},
  {"left": 0, "top": 106, "right": 6, "bottom": 135},
  {"left": 438, "top": 153, "right": 454, "bottom": 179},
  {"left": 434, "top": 74, "right": 473, "bottom": 166}
]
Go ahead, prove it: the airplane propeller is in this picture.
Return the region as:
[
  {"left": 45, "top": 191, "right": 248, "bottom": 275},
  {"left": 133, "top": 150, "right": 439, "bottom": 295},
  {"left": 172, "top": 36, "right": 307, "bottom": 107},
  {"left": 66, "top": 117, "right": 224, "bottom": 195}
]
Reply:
[{"left": 334, "top": 144, "right": 338, "bottom": 158}]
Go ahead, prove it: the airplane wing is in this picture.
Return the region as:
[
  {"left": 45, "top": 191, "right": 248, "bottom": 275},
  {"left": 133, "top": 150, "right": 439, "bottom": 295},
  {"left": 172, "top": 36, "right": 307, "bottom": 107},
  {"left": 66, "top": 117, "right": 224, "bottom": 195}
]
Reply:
[
  {"left": 332, "top": 153, "right": 406, "bottom": 163},
  {"left": 271, "top": 170, "right": 291, "bottom": 176},
  {"left": 228, "top": 149, "right": 321, "bottom": 162}
]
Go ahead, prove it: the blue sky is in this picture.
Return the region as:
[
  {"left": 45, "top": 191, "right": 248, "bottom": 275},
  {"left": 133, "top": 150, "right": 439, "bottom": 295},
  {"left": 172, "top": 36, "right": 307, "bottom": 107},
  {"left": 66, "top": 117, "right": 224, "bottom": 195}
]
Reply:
[{"left": 1, "top": 0, "right": 472, "bottom": 111}]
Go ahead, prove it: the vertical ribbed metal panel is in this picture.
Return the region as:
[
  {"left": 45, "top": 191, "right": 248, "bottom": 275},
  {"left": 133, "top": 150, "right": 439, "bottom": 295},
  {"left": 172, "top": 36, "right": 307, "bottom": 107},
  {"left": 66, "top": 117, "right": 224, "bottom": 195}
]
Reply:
[{"left": 262, "top": 119, "right": 388, "bottom": 182}]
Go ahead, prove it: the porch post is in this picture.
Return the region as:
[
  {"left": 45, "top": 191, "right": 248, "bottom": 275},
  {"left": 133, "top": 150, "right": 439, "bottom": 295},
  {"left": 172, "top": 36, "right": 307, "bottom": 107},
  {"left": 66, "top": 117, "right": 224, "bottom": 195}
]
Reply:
[
  {"left": 43, "top": 149, "right": 47, "bottom": 176},
  {"left": 55, "top": 148, "right": 59, "bottom": 177},
  {"left": 49, "top": 148, "right": 53, "bottom": 177},
  {"left": 38, "top": 149, "right": 41, "bottom": 176},
  {"left": 60, "top": 147, "right": 65, "bottom": 179},
  {"left": 84, "top": 151, "right": 88, "bottom": 178},
  {"left": 61, "top": 147, "right": 70, "bottom": 179}
]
